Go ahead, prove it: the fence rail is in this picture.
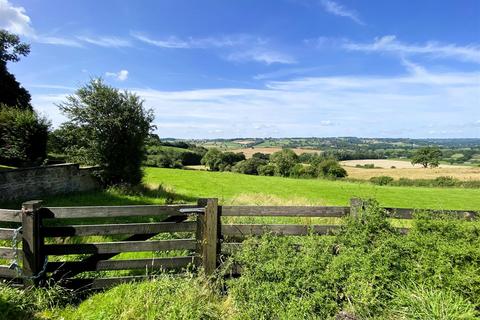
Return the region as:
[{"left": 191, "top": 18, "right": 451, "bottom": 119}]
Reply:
[{"left": 0, "top": 198, "right": 477, "bottom": 290}]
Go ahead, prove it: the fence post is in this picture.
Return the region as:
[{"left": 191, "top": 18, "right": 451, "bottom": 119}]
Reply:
[
  {"left": 196, "top": 198, "right": 219, "bottom": 276},
  {"left": 350, "top": 198, "right": 364, "bottom": 218},
  {"left": 22, "top": 200, "right": 45, "bottom": 286}
]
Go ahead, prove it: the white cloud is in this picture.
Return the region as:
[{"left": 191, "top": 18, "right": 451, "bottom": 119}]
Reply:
[
  {"left": 0, "top": 0, "right": 82, "bottom": 46},
  {"left": 77, "top": 36, "right": 131, "bottom": 48},
  {"left": 131, "top": 32, "right": 255, "bottom": 49},
  {"left": 227, "top": 48, "right": 296, "bottom": 65},
  {"left": 105, "top": 69, "right": 129, "bottom": 81},
  {"left": 0, "top": 0, "right": 34, "bottom": 36},
  {"left": 133, "top": 32, "right": 293, "bottom": 65},
  {"left": 320, "top": 0, "right": 364, "bottom": 25},
  {"left": 31, "top": 63, "right": 479, "bottom": 138},
  {"left": 344, "top": 35, "right": 480, "bottom": 64}
]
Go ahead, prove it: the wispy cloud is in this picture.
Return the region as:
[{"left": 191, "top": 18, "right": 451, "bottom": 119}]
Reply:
[
  {"left": 131, "top": 32, "right": 259, "bottom": 49},
  {"left": 133, "top": 32, "right": 293, "bottom": 65},
  {"left": 344, "top": 35, "right": 480, "bottom": 64},
  {"left": 105, "top": 69, "right": 129, "bottom": 81},
  {"left": 33, "top": 62, "right": 479, "bottom": 138},
  {"left": 320, "top": 0, "right": 364, "bottom": 25},
  {"left": 77, "top": 36, "right": 131, "bottom": 48},
  {"left": 228, "top": 48, "right": 296, "bottom": 65}
]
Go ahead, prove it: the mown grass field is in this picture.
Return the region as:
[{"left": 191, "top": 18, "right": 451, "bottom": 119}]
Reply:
[{"left": 144, "top": 168, "right": 480, "bottom": 210}]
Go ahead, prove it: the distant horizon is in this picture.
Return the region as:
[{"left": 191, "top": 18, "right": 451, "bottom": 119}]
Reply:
[{"left": 161, "top": 136, "right": 480, "bottom": 141}]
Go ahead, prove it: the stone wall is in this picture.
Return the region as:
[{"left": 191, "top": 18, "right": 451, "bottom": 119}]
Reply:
[{"left": 0, "top": 163, "right": 99, "bottom": 202}]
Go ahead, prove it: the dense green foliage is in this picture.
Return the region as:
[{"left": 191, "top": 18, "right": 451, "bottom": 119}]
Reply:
[
  {"left": 0, "top": 106, "right": 50, "bottom": 166},
  {"left": 1, "top": 201, "right": 479, "bottom": 319},
  {"left": 0, "top": 30, "right": 32, "bottom": 111},
  {"left": 411, "top": 146, "right": 442, "bottom": 168},
  {"left": 57, "top": 79, "right": 154, "bottom": 186},
  {"left": 201, "top": 148, "right": 246, "bottom": 171},
  {"left": 228, "top": 202, "right": 480, "bottom": 319},
  {"left": 200, "top": 148, "right": 347, "bottom": 179}
]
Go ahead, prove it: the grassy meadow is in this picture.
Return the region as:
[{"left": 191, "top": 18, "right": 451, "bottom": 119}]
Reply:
[{"left": 144, "top": 168, "right": 480, "bottom": 210}]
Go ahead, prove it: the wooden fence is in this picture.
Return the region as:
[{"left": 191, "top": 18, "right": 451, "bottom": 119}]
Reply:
[{"left": 0, "top": 198, "right": 477, "bottom": 290}]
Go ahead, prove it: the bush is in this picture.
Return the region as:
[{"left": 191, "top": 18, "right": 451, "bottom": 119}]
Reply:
[
  {"left": 0, "top": 106, "right": 50, "bottom": 166},
  {"left": 227, "top": 201, "right": 480, "bottom": 319},
  {"left": 57, "top": 79, "right": 154, "bottom": 186},
  {"left": 370, "top": 175, "right": 394, "bottom": 186},
  {"left": 316, "top": 159, "right": 348, "bottom": 178},
  {"left": 201, "top": 149, "right": 245, "bottom": 171},
  {"left": 232, "top": 157, "right": 268, "bottom": 175},
  {"left": 257, "top": 163, "right": 276, "bottom": 176}
]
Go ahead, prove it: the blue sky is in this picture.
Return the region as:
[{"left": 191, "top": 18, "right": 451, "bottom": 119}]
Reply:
[{"left": 1, "top": 0, "right": 479, "bottom": 138}]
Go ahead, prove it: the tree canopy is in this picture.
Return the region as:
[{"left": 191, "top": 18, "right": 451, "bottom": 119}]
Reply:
[
  {"left": 58, "top": 78, "right": 154, "bottom": 185},
  {"left": 411, "top": 147, "right": 442, "bottom": 168},
  {"left": 0, "top": 30, "right": 32, "bottom": 110}
]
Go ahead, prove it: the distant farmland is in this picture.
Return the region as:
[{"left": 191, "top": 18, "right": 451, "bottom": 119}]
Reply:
[
  {"left": 341, "top": 159, "right": 480, "bottom": 181},
  {"left": 231, "top": 147, "right": 320, "bottom": 158}
]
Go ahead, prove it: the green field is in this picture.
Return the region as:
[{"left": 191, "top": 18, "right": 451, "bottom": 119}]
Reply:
[{"left": 145, "top": 168, "right": 480, "bottom": 210}]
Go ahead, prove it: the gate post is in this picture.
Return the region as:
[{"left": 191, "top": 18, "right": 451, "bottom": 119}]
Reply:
[
  {"left": 22, "top": 200, "right": 45, "bottom": 286},
  {"left": 350, "top": 198, "right": 364, "bottom": 218},
  {"left": 196, "top": 198, "right": 219, "bottom": 276}
]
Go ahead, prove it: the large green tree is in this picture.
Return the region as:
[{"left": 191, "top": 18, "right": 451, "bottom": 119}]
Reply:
[
  {"left": 0, "top": 30, "right": 32, "bottom": 110},
  {"left": 270, "top": 149, "right": 298, "bottom": 177},
  {"left": 58, "top": 79, "right": 154, "bottom": 185},
  {"left": 411, "top": 147, "right": 442, "bottom": 168}
]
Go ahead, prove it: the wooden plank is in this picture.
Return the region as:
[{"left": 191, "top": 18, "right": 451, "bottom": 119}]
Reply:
[
  {"left": 44, "top": 239, "right": 196, "bottom": 255},
  {"left": 47, "top": 256, "right": 197, "bottom": 272},
  {"left": 0, "top": 209, "right": 22, "bottom": 222},
  {"left": 221, "top": 206, "right": 349, "bottom": 217},
  {"left": 43, "top": 205, "right": 201, "bottom": 219},
  {"left": 43, "top": 221, "right": 196, "bottom": 237},
  {"left": 0, "top": 265, "right": 18, "bottom": 278},
  {"left": 0, "top": 228, "right": 16, "bottom": 240},
  {"left": 61, "top": 276, "right": 149, "bottom": 290},
  {"left": 222, "top": 224, "right": 340, "bottom": 237},
  {"left": 50, "top": 214, "right": 190, "bottom": 282},
  {"left": 0, "top": 247, "right": 15, "bottom": 259}
]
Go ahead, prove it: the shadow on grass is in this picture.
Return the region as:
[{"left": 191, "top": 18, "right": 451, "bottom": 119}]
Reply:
[{"left": 0, "top": 184, "right": 197, "bottom": 209}]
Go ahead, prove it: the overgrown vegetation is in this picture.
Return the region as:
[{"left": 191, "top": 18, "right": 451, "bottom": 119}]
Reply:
[
  {"left": 1, "top": 201, "right": 479, "bottom": 319},
  {"left": 0, "top": 105, "right": 50, "bottom": 166},
  {"left": 227, "top": 201, "right": 480, "bottom": 319}
]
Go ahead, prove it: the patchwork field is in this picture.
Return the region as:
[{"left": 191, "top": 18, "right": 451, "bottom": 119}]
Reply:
[
  {"left": 231, "top": 147, "right": 320, "bottom": 158},
  {"left": 341, "top": 159, "right": 480, "bottom": 181},
  {"left": 340, "top": 159, "right": 465, "bottom": 169}
]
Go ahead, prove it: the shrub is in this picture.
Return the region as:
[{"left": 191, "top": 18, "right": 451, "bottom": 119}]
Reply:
[
  {"left": 316, "top": 159, "right": 348, "bottom": 178},
  {"left": 227, "top": 201, "right": 480, "bottom": 319},
  {"left": 0, "top": 106, "right": 50, "bottom": 166},
  {"left": 257, "top": 163, "right": 276, "bottom": 176},
  {"left": 370, "top": 175, "right": 394, "bottom": 186},
  {"left": 232, "top": 157, "right": 267, "bottom": 175},
  {"left": 57, "top": 79, "right": 154, "bottom": 186}
]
